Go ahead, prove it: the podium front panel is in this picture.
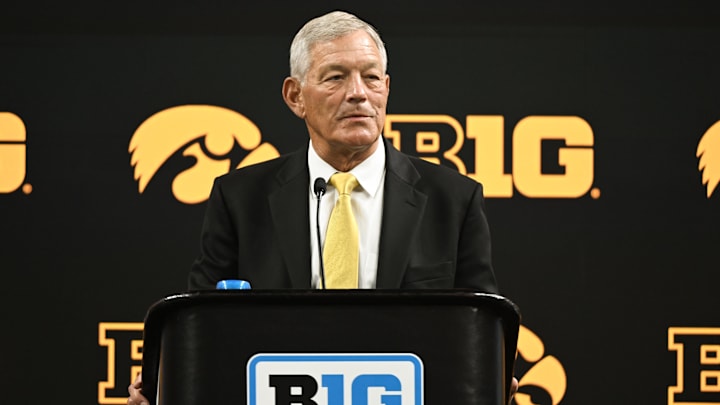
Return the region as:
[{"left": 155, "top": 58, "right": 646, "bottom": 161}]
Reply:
[{"left": 141, "top": 290, "right": 520, "bottom": 405}]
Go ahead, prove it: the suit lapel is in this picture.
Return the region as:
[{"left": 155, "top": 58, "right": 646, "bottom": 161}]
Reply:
[
  {"left": 376, "top": 140, "right": 427, "bottom": 288},
  {"left": 268, "top": 148, "right": 313, "bottom": 288}
]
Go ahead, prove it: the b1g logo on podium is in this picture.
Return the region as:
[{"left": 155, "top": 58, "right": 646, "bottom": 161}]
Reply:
[{"left": 247, "top": 353, "right": 423, "bottom": 405}]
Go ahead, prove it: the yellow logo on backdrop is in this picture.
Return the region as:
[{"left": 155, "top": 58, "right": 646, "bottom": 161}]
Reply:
[
  {"left": 668, "top": 327, "right": 720, "bottom": 405},
  {"left": 98, "top": 323, "right": 144, "bottom": 404},
  {"left": 129, "top": 105, "right": 280, "bottom": 204},
  {"left": 98, "top": 322, "right": 566, "bottom": 404},
  {"left": 129, "top": 106, "right": 596, "bottom": 204},
  {"left": 0, "top": 112, "right": 27, "bottom": 194},
  {"left": 697, "top": 121, "right": 720, "bottom": 198},
  {"left": 515, "top": 325, "right": 567, "bottom": 405},
  {"left": 385, "top": 114, "right": 596, "bottom": 198}
]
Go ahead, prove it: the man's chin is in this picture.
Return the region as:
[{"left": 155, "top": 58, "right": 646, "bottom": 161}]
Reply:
[{"left": 339, "top": 132, "right": 381, "bottom": 149}]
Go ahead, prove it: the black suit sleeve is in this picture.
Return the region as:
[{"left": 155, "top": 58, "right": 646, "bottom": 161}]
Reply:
[
  {"left": 454, "top": 182, "right": 498, "bottom": 293},
  {"left": 187, "top": 177, "right": 238, "bottom": 290}
]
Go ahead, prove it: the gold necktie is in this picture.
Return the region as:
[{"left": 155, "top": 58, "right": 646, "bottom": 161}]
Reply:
[{"left": 323, "top": 172, "right": 359, "bottom": 289}]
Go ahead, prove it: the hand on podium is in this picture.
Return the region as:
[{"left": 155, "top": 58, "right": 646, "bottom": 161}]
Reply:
[
  {"left": 127, "top": 373, "right": 147, "bottom": 405},
  {"left": 510, "top": 377, "right": 519, "bottom": 403}
]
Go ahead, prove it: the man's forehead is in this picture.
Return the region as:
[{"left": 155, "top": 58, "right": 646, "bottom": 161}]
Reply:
[
  {"left": 310, "top": 31, "right": 378, "bottom": 55},
  {"left": 309, "top": 32, "right": 382, "bottom": 67}
]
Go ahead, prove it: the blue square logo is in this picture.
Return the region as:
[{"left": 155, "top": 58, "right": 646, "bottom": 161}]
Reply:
[{"left": 247, "top": 353, "right": 423, "bottom": 405}]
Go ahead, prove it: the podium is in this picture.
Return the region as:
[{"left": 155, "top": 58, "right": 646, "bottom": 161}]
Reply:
[{"left": 140, "top": 290, "right": 520, "bottom": 405}]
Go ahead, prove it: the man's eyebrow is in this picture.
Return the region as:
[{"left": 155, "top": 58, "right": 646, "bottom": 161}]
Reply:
[
  {"left": 319, "top": 64, "right": 347, "bottom": 73},
  {"left": 319, "top": 61, "right": 382, "bottom": 73}
]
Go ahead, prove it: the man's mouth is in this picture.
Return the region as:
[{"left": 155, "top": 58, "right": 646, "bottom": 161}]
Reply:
[{"left": 340, "top": 113, "right": 372, "bottom": 120}]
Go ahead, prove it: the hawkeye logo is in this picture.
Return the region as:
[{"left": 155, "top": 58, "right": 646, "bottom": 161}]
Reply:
[
  {"left": 0, "top": 112, "right": 30, "bottom": 194},
  {"left": 668, "top": 327, "right": 720, "bottom": 405},
  {"left": 248, "top": 353, "right": 422, "bottom": 405},
  {"left": 98, "top": 323, "right": 567, "bottom": 405},
  {"left": 129, "top": 106, "right": 596, "bottom": 204},
  {"left": 697, "top": 121, "right": 720, "bottom": 198},
  {"left": 129, "top": 105, "right": 280, "bottom": 204},
  {"left": 514, "top": 325, "right": 567, "bottom": 405}
]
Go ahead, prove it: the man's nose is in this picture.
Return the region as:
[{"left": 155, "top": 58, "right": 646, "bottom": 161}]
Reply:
[{"left": 345, "top": 73, "right": 368, "bottom": 102}]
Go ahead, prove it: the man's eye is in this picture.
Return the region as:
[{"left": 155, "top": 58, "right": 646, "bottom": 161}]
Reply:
[{"left": 327, "top": 75, "right": 343, "bottom": 81}]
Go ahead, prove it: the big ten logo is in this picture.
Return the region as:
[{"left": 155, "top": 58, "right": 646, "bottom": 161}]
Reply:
[
  {"left": 514, "top": 325, "right": 567, "bottom": 405},
  {"left": 697, "top": 120, "right": 720, "bottom": 198},
  {"left": 129, "top": 105, "right": 280, "bottom": 204},
  {"left": 0, "top": 112, "right": 31, "bottom": 194},
  {"left": 384, "top": 115, "right": 597, "bottom": 199},
  {"left": 98, "top": 322, "right": 144, "bottom": 405},
  {"left": 247, "top": 354, "right": 422, "bottom": 405},
  {"left": 668, "top": 327, "right": 720, "bottom": 405}
]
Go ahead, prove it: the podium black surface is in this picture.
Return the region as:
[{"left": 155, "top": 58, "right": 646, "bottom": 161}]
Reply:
[{"left": 141, "top": 290, "right": 520, "bottom": 405}]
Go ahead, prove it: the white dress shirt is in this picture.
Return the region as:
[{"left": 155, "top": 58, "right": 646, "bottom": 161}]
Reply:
[{"left": 308, "top": 138, "right": 386, "bottom": 289}]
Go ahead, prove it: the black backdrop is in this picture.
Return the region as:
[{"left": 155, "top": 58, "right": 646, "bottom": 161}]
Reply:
[{"left": 2, "top": 1, "right": 720, "bottom": 404}]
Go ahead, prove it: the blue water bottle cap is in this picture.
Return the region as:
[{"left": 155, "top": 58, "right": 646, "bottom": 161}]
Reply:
[{"left": 216, "top": 279, "right": 252, "bottom": 290}]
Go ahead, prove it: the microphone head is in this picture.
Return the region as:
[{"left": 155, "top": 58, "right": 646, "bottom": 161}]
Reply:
[{"left": 314, "top": 177, "right": 327, "bottom": 196}]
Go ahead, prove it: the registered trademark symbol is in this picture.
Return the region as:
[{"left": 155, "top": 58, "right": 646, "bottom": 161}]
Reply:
[{"left": 590, "top": 187, "right": 601, "bottom": 199}]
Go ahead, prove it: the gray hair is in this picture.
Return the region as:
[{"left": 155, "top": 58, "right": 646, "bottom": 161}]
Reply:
[{"left": 289, "top": 11, "right": 388, "bottom": 82}]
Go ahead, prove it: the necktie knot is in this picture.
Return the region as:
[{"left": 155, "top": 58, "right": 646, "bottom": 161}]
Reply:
[{"left": 329, "top": 172, "right": 358, "bottom": 196}]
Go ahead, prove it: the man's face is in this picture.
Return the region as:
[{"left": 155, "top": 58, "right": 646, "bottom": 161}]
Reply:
[{"left": 299, "top": 30, "right": 390, "bottom": 155}]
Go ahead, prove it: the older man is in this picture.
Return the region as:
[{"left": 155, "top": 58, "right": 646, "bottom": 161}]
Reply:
[
  {"left": 129, "top": 10, "right": 513, "bottom": 405},
  {"left": 186, "top": 10, "right": 496, "bottom": 293}
]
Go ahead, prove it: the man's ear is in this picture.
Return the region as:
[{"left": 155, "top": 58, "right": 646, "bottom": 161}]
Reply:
[{"left": 282, "top": 77, "right": 305, "bottom": 119}]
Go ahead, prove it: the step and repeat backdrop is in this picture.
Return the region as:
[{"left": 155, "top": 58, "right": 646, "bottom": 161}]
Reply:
[{"left": 2, "top": 2, "right": 719, "bottom": 404}]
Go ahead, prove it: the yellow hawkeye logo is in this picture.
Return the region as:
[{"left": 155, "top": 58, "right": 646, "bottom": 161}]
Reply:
[
  {"left": 515, "top": 325, "right": 567, "bottom": 405},
  {"left": 0, "top": 112, "right": 27, "bottom": 193},
  {"left": 697, "top": 121, "right": 720, "bottom": 198},
  {"left": 129, "top": 105, "right": 279, "bottom": 204}
]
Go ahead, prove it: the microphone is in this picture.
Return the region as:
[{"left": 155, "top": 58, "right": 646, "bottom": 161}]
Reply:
[{"left": 313, "top": 177, "right": 327, "bottom": 289}]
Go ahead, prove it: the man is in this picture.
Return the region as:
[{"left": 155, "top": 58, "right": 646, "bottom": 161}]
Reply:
[
  {"left": 129, "top": 10, "right": 515, "bottom": 405},
  {"left": 186, "top": 11, "right": 496, "bottom": 292}
]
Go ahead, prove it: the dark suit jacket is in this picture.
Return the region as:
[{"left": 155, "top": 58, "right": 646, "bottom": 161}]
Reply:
[{"left": 188, "top": 138, "right": 498, "bottom": 293}]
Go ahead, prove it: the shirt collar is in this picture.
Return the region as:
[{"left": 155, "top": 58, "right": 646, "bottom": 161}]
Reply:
[{"left": 307, "top": 137, "right": 386, "bottom": 197}]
